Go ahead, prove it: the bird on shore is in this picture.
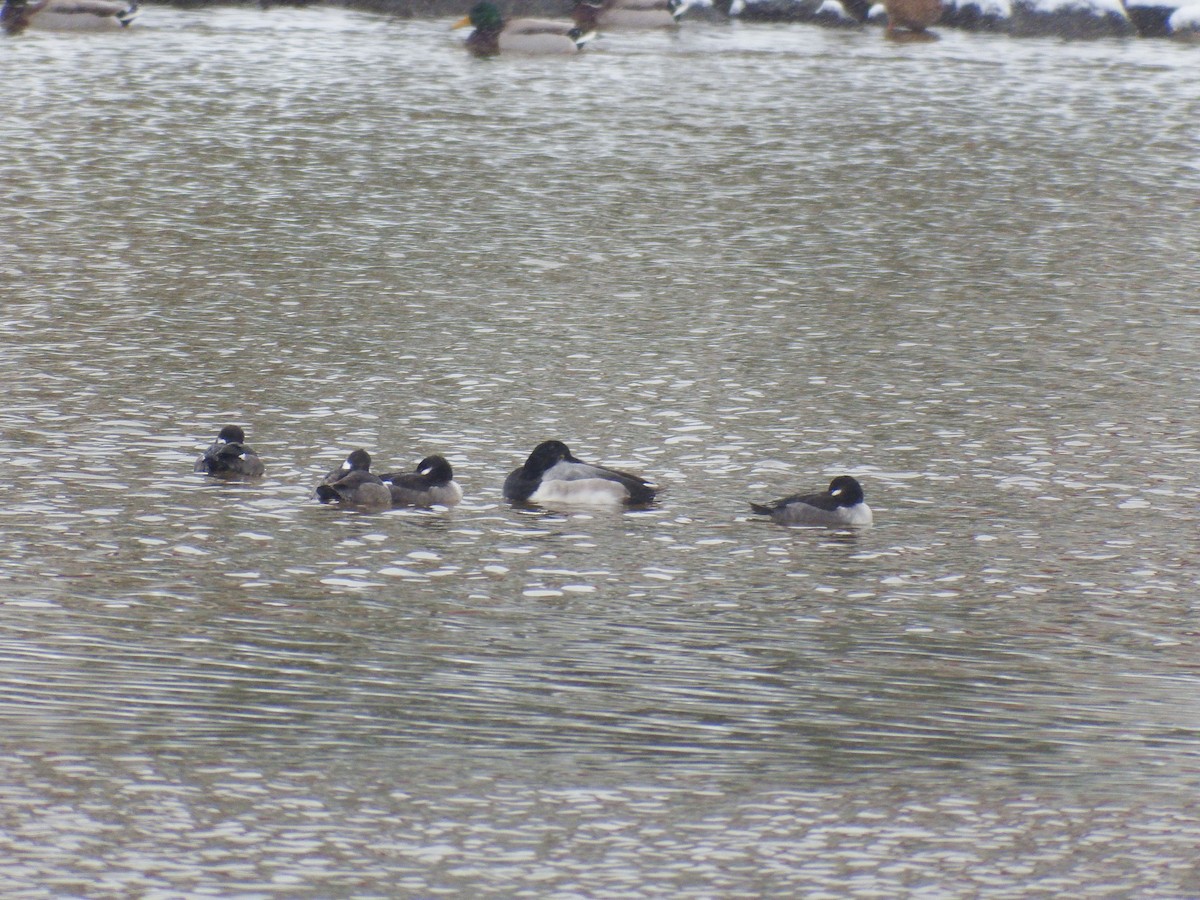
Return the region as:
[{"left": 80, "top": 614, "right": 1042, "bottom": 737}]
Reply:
[
  {"left": 194, "top": 425, "right": 265, "bottom": 480},
  {"left": 2, "top": 0, "right": 138, "bottom": 34},
  {"left": 573, "top": 0, "right": 689, "bottom": 30},
  {"left": 504, "top": 440, "right": 657, "bottom": 507},
  {"left": 453, "top": 1, "right": 595, "bottom": 55},
  {"left": 749, "top": 475, "right": 873, "bottom": 527},
  {"left": 315, "top": 449, "right": 392, "bottom": 509},
  {"left": 379, "top": 455, "right": 463, "bottom": 508}
]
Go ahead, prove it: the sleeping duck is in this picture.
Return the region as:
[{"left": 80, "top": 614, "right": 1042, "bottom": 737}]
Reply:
[
  {"left": 315, "top": 449, "right": 392, "bottom": 509},
  {"left": 453, "top": 1, "right": 595, "bottom": 56},
  {"left": 2, "top": 0, "right": 138, "bottom": 34},
  {"left": 573, "top": 0, "right": 689, "bottom": 30},
  {"left": 379, "top": 455, "right": 463, "bottom": 509},
  {"left": 749, "top": 475, "right": 873, "bottom": 527},
  {"left": 503, "top": 440, "right": 657, "bottom": 507},
  {"left": 194, "top": 425, "right": 265, "bottom": 480}
]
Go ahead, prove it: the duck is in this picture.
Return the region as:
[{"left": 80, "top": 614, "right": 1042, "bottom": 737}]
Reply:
[
  {"left": 879, "top": 0, "right": 942, "bottom": 36},
  {"left": 314, "top": 449, "right": 392, "bottom": 509},
  {"left": 503, "top": 440, "right": 657, "bottom": 507},
  {"left": 453, "top": 1, "right": 596, "bottom": 56},
  {"left": 2, "top": 0, "right": 137, "bottom": 34},
  {"left": 572, "top": 0, "right": 689, "bottom": 30},
  {"left": 379, "top": 455, "right": 463, "bottom": 508},
  {"left": 749, "top": 475, "right": 873, "bottom": 527},
  {"left": 193, "top": 425, "right": 265, "bottom": 479}
]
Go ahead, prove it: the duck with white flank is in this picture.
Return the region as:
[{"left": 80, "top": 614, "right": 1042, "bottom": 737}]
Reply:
[
  {"left": 194, "top": 425, "right": 265, "bottom": 480},
  {"left": 379, "top": 455, "right": 463, "bottom": 508},
  {"left": 315, "top": 449, "right": 392, "bottom": 509},
  {"left": 453, "top": 1, "right": 595, "bottom": 56},
  {"left": 504, "top": 440, "right": 657, "bottom": 507},
  {"left": 2, "top": 0, "right": 137, "bottom": 34},
  {"left": 749, "top": 475, "right": 873, "bottom": 527}
]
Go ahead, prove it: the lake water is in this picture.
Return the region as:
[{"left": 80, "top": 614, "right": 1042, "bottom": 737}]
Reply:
[{"left": 2, "top": 7, "right": 1199, "bottom": 895}]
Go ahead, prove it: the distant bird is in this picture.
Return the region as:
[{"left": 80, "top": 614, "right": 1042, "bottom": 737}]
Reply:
[
  {"left": 194, "top": 425, "right": 265, "bottom": 480},
  {"left": 453, "top": 1, "right": 595, "bottom": 56},
  {"left": 504, "top": 440, "right": 657, "bottom": 506},
  {"left": 573, "top": 0, "right": 689, "bottom": 30},
  {"left": 880, "top": 0, "right": 942, "bottom": 36},
  {"left": 749, "top": 475, "right": 873, "bottom": 527},
  {"left": 379, "top": 455, "right": 463, "bottom": 508},
  {"left": 2, "top": 0, "right": 138, "bottom": 34},
  {"left": 315, "top": 449, "right": 392, "bottom": 509}
]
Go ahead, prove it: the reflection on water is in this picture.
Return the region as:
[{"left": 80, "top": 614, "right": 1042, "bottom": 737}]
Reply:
[{"left": 2, "top": 6, "right": 1199, "bottom": 895}]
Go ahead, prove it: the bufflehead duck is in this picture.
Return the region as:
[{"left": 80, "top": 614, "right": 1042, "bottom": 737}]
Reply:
[
  {"left": 453, "top": 2, "right": 595, "bottom": 56},
  {"left": 194, "top": 425, "right": 265, "bottom": 479},
  {"left": 749, "top": 475, "right": 873, "bottom": 527},
  {"left": 379, "top": 455, "right": 463, "bottom": 508},
  {"left": 315, "top": 449, "right": 391, "bottom": 509},
  {"left": 503, "top": 440, "right": 657, "bottom": 507}
]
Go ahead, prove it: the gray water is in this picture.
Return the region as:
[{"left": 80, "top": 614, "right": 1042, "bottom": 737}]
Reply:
[{"left": 3, "top": 7, "right": 1200, "bottom": 896}]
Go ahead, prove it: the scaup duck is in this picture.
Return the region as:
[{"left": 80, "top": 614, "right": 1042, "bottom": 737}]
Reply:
[
  {"left": 315, "top": 449, "right": 392, "bottom": 509},
  {"left": 504, "top": 440, "right": 657, "bottom": 506},
  {"left": 453, "top": 1, "right": 595, "bottom": 56},
  {"left": 750, "top": 475, "right": 873, "bottom": 527},
  {"left": 194, "top": 425, "right": 265, "bottom": 479},
  {"left": 379, "top": 455, "right": 463, "bottom": 508},
  {"left": 2, "top": 0, "right": 137, "bottom": 34}
]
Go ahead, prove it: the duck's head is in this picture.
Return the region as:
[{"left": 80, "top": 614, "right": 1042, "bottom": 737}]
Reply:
[
  {"left": 217, "top": 425, "right": 247, "bottom": 445},
  {"left": 827, "top": 475, "right": 865, "bottom": 506},
  {"left": 523, "top": 440, "right": 576, "bottom": 475},
  {"left": 343, "top": 449, "right": 373, "bottom": 472},
  {"left": 417, "top": 455, "right": 454, "bottom": 483},
  {"left": 454, "top": 1, "right": 503, "bottom": 31}
]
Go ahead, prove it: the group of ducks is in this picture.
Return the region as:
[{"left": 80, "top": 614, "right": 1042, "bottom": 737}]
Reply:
[
  {"left": 194, "top": 425, "right": 874, "bottom": 527},
  {"left": 0, "top": 0, "right": 941, "bottom": 43},
  {"left": 451, "top": 0, "right": 942, "bottom": 55}
]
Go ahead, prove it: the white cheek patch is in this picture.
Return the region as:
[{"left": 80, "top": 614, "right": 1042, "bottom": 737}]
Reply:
[
  {"left": 341, "top": 461, "right": 352, "bottom": 471},
  {"left": 419, "top": 466, "right": 433, "bottom": 476}
]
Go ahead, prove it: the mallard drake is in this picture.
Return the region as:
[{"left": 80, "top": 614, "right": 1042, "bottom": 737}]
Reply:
[
  {"left": 2, "top": 0, "right": 137, "bottom": 34},
  {"left": 503, "top": 440, "right": 657, "bottom": 507},
  {"left": 379, "top": 455, "right": 463, "bottom": 508},
  {"left": 453, "top": 2, "right": 595, "bottom": 56},
  {"left": 573, "top": 0, "right": 689, "bottom": 30},
  {"left": 880, "top": 0, "right": 942, "bottom": 36},
  {"left": 315, "top": 449, "right": 392, "bottom": 509},
  {"left": 194, "top": 425, "right": 265, "bottom": 480},
  {"left": 749, "top": 475, "right": 873, "bottom": 527}
]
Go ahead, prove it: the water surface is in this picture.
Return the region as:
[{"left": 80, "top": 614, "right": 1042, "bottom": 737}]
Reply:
[{"left": 2, "top": 8, "right": 1199, "bottom": 895}]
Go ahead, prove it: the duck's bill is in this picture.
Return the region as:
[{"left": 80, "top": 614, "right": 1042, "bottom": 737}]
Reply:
[{"left": 452, "top": 15, "right": 471, "bottom": 28}]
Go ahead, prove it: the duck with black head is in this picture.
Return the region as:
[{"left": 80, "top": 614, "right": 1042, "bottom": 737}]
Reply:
[
  {"left": 315, "top": 449, "right": 392, "bottom": 509},
  {"left": 379, "top": 455, "right": 463, "bottom": 509},
  {"left": 504, "top": 440, "right": 657, "bottom": 507},
  {"left": 749, "top": 475, "right": 873, "bottom": 527},
  {"left": 194, "top": 425, "right": 265, "bottom": 480}
]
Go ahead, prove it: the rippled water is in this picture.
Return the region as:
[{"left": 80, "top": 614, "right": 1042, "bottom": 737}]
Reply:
[{"left": 2, "top": 7, "right": 1200, "bottom": 895}]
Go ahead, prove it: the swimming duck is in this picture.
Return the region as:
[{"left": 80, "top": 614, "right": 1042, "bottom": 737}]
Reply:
[
  {"left": 453, "top": 1, "right": 595, "bottom": 56},
  {"left": 379, "top": 455, "right": 463, "bottom": 508},
  {"left": 194, "top": 425, "right": 265, "bottom": 479},
  {"left": 315, "top": 449, "right": 392, "bottom": 509},
  {"left": 503, "top": 440, "right": 657, "bottom": 506},
  {"left": 749, "top": 475, "right": 873, "bottom": 527},
  {"left": 880, "top": 0, "right": 941, "bottom": 36},
  {"left": 573, "top": 0, "right": 688, "bottom": 29},
  {"left": 2, "top": 0, "right": 137, "bottom": 34}
]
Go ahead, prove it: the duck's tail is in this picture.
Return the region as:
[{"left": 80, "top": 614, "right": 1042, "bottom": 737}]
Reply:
[
  {"left": 749, "top": 502, "right": 773, "bottom": 516},
  {"left": 315, "top": 484, "right": 341, "bottom": 504}
]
